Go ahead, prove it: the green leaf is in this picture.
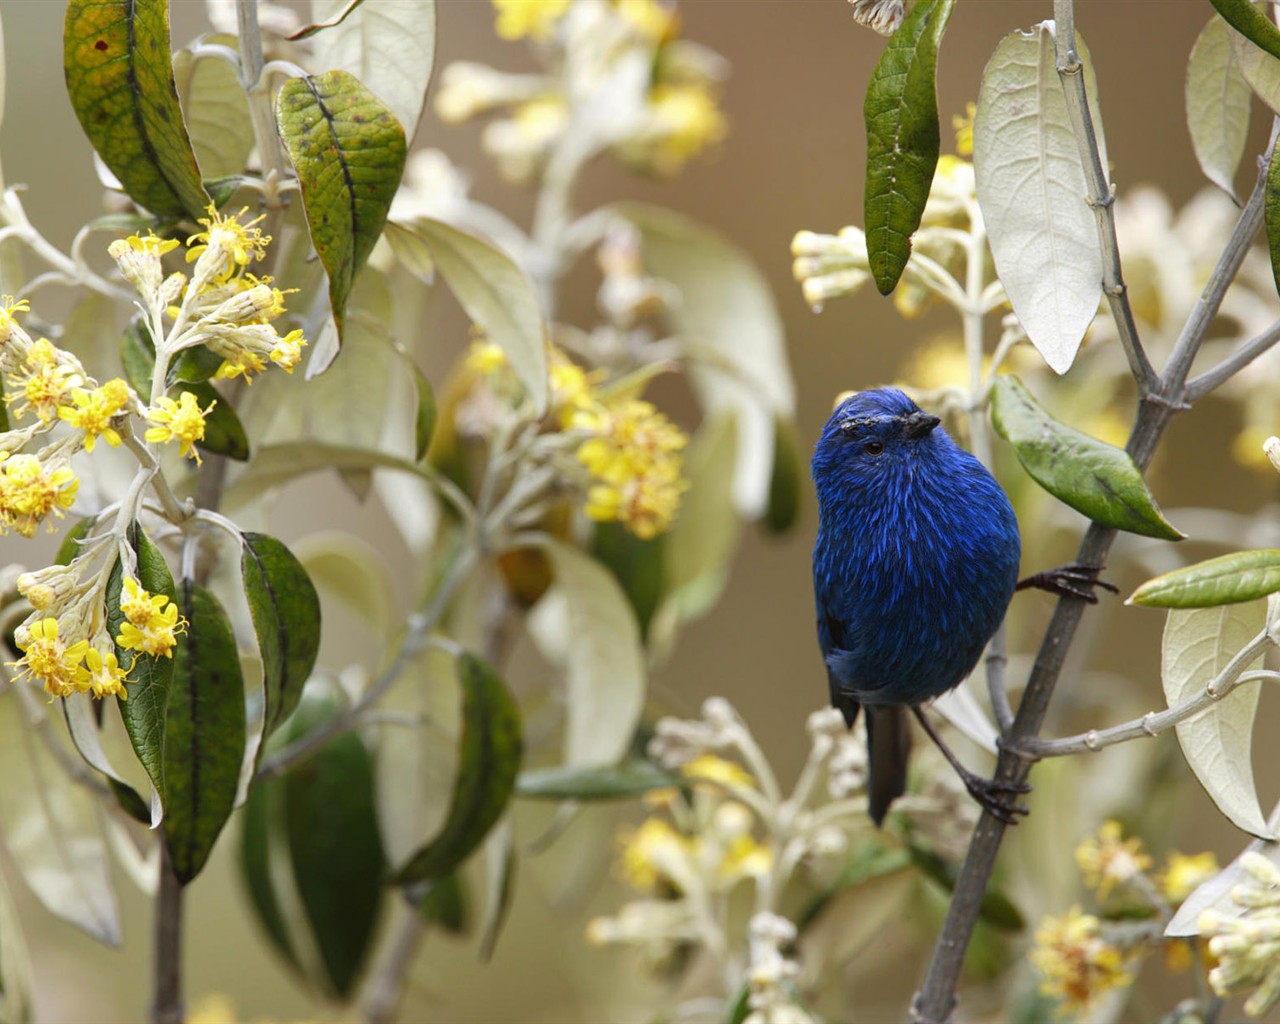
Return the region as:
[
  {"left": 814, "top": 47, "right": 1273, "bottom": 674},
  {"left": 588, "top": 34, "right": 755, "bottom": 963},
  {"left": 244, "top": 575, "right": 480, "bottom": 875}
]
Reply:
[
  {"left": 1266, "top": 136, "right": 1280, "bottom": 299},
  {"left": 516, "top": 761, "right": 682, "bottom": 801},
  {"left": 1187, "top": 16, "right": 1251, "bottom": 201},
  {"left": 238, "top": 775, "right": 301, "bottom": 972},
  {"left": 163, "top": 581, "right": 246, "bottom": 884},
  {"left": 1211, "top": 0, "right": 1280, "bottom": 62},
  {"left": 276, "top": 69, "right": 407, "bottom": 341},
  {"left": 120, "top": 320, "right": 157, "bottom": 398},
  {"left": 417, "top": 873, "right": 470, "bottom": 936},
  {"left": 173, "top": 35, "right": 254, "bottom": 180},
  {"left": 764, "top": 415, "right": 802, "bottom": 534},
  {"left": 863, "top": 0, "right": 955, "bottom": 295},
  {"left": 1130, "top": 550, "right": 1280, "bottom": 608},
  {"left": 974, "top": 24, "right": 1104, "bottom": 374},
  {"left": 172, "top": 343, "right": 225, "bottom": 383},
  {"left": 283, "top": 696, "right": 387, "bottom": 997},
  {"left": 241, "top": 533, "right": 322, "bottom": 740},
  {"left": 55, "top": 517, "right": 96, "bottom": 567},
  {"left": 307, "top": 0, "right": 437, "bottom": 147},
  {"left": 63, "top": 0, "right": 211, "bottom": 220},
  {"left": 908, "top": 844, "right": 1025, "bottom": 931},
  {"left": 412, "top": 362, "right": 436, "bottom": 462},
  {"left": 590, "top": 522, "right": 664, "bottom": 640},
  {"left": 990, "top": 375, "right": 1183, "bottom": 540},
  {"left": 798, "top": 844, "right": 912, "bottom": 931},
  {"left": 1163, "top": 603, "right": 1272, "bottom": 839},
  {"left": 105, "top": 523, "right": 176, "bottom": 800},
  {"left": 392, "top": 654, "right": 523, "bottom": 885},
  {"left": 412, "top": 218, "right": 548, "bottom": 414}
]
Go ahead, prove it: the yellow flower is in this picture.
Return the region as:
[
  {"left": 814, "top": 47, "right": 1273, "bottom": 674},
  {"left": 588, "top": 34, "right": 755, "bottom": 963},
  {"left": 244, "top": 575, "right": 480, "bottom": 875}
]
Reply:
[
  {"left": 186, "top": 205, "right": 270, "bottom": 284},
  {"left": 84, "top": 646, "right": 129, "bottom": 701},
  {"left": 1075, "top": 820, "right": 1152, "bottom": 899},
  {"left": 491, "top": 0, "right": 571, "bottom": 41},
  {"left": 0, "top": 294, "right": 30, "bottom": 339},
  {"left": 0, "top": 452, "right": 79, "bottom": 537},
  {"left": 269, "top": 329, "right": 307, "bottom": 374},
  {"left": 1160, "top": 851, "right": 1218, "bottom": 906},
  {"left": 466, "top": 340, "right": 508, "bottom": 376},
  {"left": 204, "top": 322, "right": 305, "bottom": 383},
  {"left": 1030, "top": 906, "right": 1134, "bottom": 1016},
  {"left": 637, "top": 83, "right": 727, "bottom": 176},
  {"left": 952, "top": 101, "right": 976, "bottom": 157},
  {"left": 615, "top": 0, "right": 675, "bottom": 42},
  {"left": 145, "top": 391, "right": 214, "bottom": 464},
  {"left": 115, "top": 578, "right": 186, "bottom": 660},
  {"left": 9, "top": 617, "right": 90, "bottom": 699},
  {"left": 618, "top": 818, "right": 691, "bottom": 891},
  {"left": 681, "top": 754, "right": 755, "bottom": 791},
  {"left": 58, "top": 378, "right": 131, "bottom": 451},
  {"left": 5, "top": 338, "right": 82, "bottom": 423}
]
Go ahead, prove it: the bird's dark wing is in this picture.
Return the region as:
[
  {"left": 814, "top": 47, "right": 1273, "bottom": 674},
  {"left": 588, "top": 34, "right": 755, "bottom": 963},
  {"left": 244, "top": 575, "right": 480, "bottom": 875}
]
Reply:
[
  {"left": 820, "top": 609, "right": 861, "bottom": 728},
  {"left": 865, "top": 705, "right": 911, "bottom": 827}
]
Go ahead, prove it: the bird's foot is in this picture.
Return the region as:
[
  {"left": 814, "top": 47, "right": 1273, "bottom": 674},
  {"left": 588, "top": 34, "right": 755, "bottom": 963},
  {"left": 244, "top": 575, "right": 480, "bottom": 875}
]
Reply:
[
  {"left": 1016, "top": 562, "right": 1119, "bottom": 604},
  {"left": 961, "top": 770, "right": 1031, "bottom": 826}
]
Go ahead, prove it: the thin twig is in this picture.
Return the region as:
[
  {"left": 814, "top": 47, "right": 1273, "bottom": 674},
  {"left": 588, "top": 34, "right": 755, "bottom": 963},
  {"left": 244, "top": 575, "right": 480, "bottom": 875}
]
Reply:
[
  {"left": 1019, "top": 635, "right": 1277, "bottom": 758},
  {"left": 1185, "top": 317, "right": 1280, "bottom": 401},
  {"left": 1052, "top": 1, "right": 1158, "bottom": 394}
]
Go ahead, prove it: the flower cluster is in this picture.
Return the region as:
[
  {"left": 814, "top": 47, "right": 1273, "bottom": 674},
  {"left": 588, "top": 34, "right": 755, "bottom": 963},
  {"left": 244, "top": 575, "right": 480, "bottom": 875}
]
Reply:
[
  {"left": 436, "top": 0, "right": 727, "bottom": 183},
  {"left": 1030, "top": 906, "right": 1135, "bottom": 1017},
  {"left": 2, "top": 206, "right": 292, "bottom": 703},
  {"left": 124, "top": 206, "right": 306, "bottom": 385},
  {"left": 0, "top": 298, "right": 123, "bottom": 537},
  {"left": 586, "top": 699, "right": 981, "bottom": 1021},
  {"left": 465, "top": 339, "right": 689, "bottom": 538},
  {"left": 1029, "top": 820, "right": 1221, "bottom": 1016},
  {"left": 1197, "top": 852, "right": 1280, "bottom": 1018}
]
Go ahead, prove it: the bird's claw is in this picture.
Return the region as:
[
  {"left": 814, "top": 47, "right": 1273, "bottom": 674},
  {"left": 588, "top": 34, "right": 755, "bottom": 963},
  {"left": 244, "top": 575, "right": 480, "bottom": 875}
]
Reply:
[
  {"left": 963, "top": 774, "right": 1031, "bottom": 826},
  {"left": 1016, "top": 562, "right": 1119, "bottom": 604}
]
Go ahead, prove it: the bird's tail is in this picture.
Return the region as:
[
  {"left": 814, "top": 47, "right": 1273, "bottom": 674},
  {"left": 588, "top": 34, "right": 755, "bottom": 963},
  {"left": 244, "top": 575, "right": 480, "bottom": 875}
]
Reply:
[{"left": 865, "top": 705, "right": 911, "bottom": 826}]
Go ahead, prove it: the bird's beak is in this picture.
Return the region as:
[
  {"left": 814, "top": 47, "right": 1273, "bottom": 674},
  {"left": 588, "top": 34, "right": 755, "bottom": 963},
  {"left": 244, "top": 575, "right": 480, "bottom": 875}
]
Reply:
[{"left": 902, "top": 411, "right": 941, "bottom": 439}]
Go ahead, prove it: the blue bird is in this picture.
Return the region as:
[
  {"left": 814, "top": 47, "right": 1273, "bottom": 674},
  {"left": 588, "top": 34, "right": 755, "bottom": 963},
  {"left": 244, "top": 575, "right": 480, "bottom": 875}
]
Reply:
[{"left": 811, "top": 388, "right": 1029, "bottom": 826}]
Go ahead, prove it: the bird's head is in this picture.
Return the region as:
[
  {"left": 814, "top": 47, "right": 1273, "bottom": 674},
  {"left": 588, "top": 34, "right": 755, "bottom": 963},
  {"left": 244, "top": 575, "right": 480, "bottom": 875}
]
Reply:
[{"left": 811, "top": 388, "right": 947, "bottom": 493}]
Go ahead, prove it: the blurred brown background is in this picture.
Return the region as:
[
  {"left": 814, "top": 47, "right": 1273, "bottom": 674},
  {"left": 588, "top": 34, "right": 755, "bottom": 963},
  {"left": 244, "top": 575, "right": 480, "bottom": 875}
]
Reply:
[{"left": 2, "top": 1, "right": 1278, "bottom": 1021}]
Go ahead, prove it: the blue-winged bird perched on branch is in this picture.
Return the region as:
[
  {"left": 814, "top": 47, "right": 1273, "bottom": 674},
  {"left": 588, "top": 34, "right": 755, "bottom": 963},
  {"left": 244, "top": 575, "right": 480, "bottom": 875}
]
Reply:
[{"left": 811, "top": 388, "right": 1111, "bottom": 826}]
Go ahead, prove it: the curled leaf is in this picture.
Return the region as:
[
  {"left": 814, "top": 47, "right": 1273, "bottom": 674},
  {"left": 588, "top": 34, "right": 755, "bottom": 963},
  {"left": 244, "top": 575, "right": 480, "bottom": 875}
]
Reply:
[
  {"left": 392, "top": 654, "right": 522, "bottom": 885},
  {"left": 1187, "top": 16, "right": 1250, "bottom": 200},
  {"left": 990, "top": 375, "right": 1183, "bottom": 540}
]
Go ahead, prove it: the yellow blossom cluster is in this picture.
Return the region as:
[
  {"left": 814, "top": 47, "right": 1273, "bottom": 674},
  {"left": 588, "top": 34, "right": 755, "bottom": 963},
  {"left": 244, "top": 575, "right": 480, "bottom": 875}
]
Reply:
[
  {"left": 1030, "top": 906, "right": 1134, "bottom": 1016},
  {"left": 160, "top": 206, "right": 306, "bottom": 383},
  {"left": 7, "top": 575, "right": 185, "bottom": 702},
  {"left": 468, "top": 340, "right": 688, "bottom": 538},
  {"left": 588, "top": 753, "right": 772, "bottom": 953},
  {"left": 0, "top": 298, "right": 130, "bottom": 537},
  {"left": 436, "top": 0, "right": 726, "bottom": 184},
  {"left": 1074, "top": 819, "right": 1153, "bottom": 899}
]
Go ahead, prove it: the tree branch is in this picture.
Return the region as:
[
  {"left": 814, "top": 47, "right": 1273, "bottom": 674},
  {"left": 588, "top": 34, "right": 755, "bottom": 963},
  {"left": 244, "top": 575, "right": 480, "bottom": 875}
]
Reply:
[
  {"left": 911, "top": 49, "right": 1275, "bottom": 1024},
  {"left": 1185, "top": 317, "right": 1280, "bottom": 402},
  {"left": 1019, "top": 637, "right": 1277, "bottom": 758},
  {"left": 1051, "top": 1, "right": 1158, "bottom": 394},
  {"left": 150, "top": 844, "right": 184, "bottom": 1024}
]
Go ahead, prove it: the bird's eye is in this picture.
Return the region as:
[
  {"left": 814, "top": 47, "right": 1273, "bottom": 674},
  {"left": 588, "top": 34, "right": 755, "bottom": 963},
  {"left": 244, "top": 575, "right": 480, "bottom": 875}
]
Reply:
[{"left": 864, "top": 440, "right": 885, "bottom": 456}]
